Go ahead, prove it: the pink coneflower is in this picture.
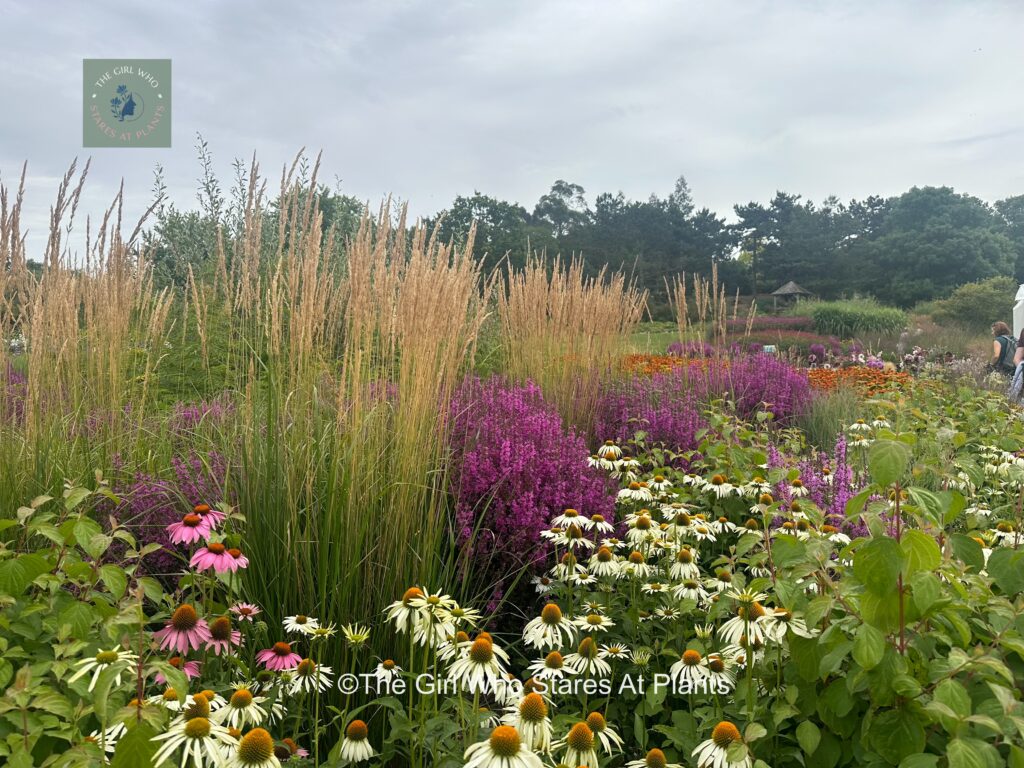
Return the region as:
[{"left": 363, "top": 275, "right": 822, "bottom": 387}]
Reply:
[
  {"left": 206, "top": 616, "right": 243, "bottom": 656},
  {"left": 155, "top": 655, "right": 201, "bottom": 684},
  {"left": 256, "top": 641, "right": 302, "bottom": 671},
  {"left": 153, "top": 605, "right": 211, "bottom": 654},
  {"left": 190, "top": 542, "right": 249, "bottom": 573},
  {"left": 230, "top": 603, "right": 261, "bottom": 622},
  {"left": 166, "top": 513, "right": 213, "bottom": 545},
  {"left": 193, "top": 502, "right": 226, "bottom": 526}
]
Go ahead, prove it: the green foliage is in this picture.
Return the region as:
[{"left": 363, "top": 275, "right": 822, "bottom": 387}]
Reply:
[
  {"left": 928, "top": 276, "right": 1019, "bottom": 331},
  {"left": 807, "top": 298, "right": 907, "bottom": 338}
]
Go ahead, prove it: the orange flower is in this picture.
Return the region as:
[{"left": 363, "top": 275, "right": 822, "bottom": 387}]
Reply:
[{"left": 807, "top": 366, "right": 911, "bottom": 395}]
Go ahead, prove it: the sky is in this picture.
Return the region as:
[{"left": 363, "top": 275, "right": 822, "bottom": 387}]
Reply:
[{"left": 1, "top": 0, "right": 1023, "bottom": 256}]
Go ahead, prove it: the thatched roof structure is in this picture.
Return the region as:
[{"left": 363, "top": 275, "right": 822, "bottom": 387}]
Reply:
[{"left": 770, "top": 280, "right": 812, "bottom": 297}]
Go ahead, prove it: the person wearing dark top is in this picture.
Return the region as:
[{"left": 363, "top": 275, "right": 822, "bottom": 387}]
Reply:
[{"left": 991, "top": 322, "right": 1017, "bottom": 374}]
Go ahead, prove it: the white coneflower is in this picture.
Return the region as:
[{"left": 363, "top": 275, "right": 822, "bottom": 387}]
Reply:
[
  {"left": 451, "top": 606, "right": 483, "bottom": 629},
  {"left": 758, "top": 608, "right": 817, "bottom": 642},
  {"left": 774, "top": 520, "right": 798, "bottom": 538},
  {"left": 523, "top": 604, "right": 577, "bottom": 650},
  {"left": 631, "top": 648, "right": 653, "bottom": 668},
  {"left": 585, "top": 711, "right": 624, "bottom": 754},
  {"left": 820, "top": 467, "right": 834, "bottom": 485},
  {"left": 871, "top": 417, "right": 891, "bottom": 429},
  {"left": 618, "top": 482, "right": 654, "bottom": 503},
  {"left": 709, "top": 516, "right": 738, "bottom": 535},
  {"left": 670, "top": 649, "right": 708, "bottom": 688},
  {"left": 338, "top": 720, "right": 376, "bottom": 764},
  {"left": 68, "top": 647, "right": 138, "bottom": 692},
  {"left": 692, "top": 721, "right": 752, "bottom": 768},
  {"left": 437, "top": 631, "right": 472, "bottom": 663},
  {"left": 589, "top": 513, "right": 614, "bottom": 534},
  {"left": 703, "top": 653, "right": 736, "bottom": 692},
  {"left": 641, "top": 581, "right": 669, "bottom": 597},
  {"left": 601, "top": 536, "right": 627, "bottom": 550},
  {"left": 589, "top": 546, "right": 621, "bottom": 578},
  {"left": 502, "top": 693, "right": 553, "bottom": 754},
  {"left": 649, "top": 475, "right": 672, "bottom": 493},
  {"left": 820, "top": 524, "right": 851, "bottom": 546},
  {"left": 224, "top": 727, "right": 280, "bottom": 768},
  {"left": 448, "top": 636, "right": 509, "bottom": 692},
  {"left": 564, "top": 637, "right": 611, "bottom": 677},
  {"left": 706, "top": 570, "right": 735, "bottom": 594},
  {"left": 551, "top": 552, "right": 583, "bottom": 581},
  {"left": 849, "top": 435, "right": 873, "bottom": 448},
  {"left": 620, "top": 550, "right": 653, "bottom": 579},
  {"left": 540, "top": 526, "right": 565, "bottom": 542},
  {"left": 385, "top": 587, "right": 426, "bottom": 633},
  {"left": 531, "top": 575, "right": 557, "bottom": 595},
  {"left": 555, "top": 722, "right": 599, "bottom": 768},
  {"left": 718, "top": 590, "right": 769, "bottom": 645},
  {"left": 374, "top": 659, "right": 402, "bottom": 685},
  {"left": 528, "top": 650, "right": 574, "bottom": 681},
  {"left": 668, "top": 547, "right": 700, "bottom": 580},
  {"left": 993, "top": 521, "right": 1020, "bottom": 545},
  {"left": 214, "top": 688, "right": 268, "bottom": 729},
  {"left": 626, "top": 747, "right": 684, "bottom": 768},
  {"left": 151, "top": 717, "right": 237, "bottom": 768},
  {"left": 282, "top": 615, "right": 319, "bottom": 636},
  {"left": 672, "top": 578, "right": 709, "bottom": 605},
  {"left": 788, "top": 478, "right": 809, "bottom": 498},
  {"left": 551, "top": 508, "right": 585, "bottom": 528},
  {"left": 848, "top": 418, "right": 871, "bottom": 432},
  {"left": 598, "top": 643, "right": 631, "bottom": 662},
  {"left": 341, "top": 623, "right": 371, "bottom": 649},
  {"left": 691, "top": 523, "right": 718, "bottom": 543},
  {"left": 289, "top": 658, "right": 334, "bottom": 694},
  {"left": 149, "top": 688, "right": 192, "bottom": 713},
  {"left": 464, "top": 725, "right": 544, "bottom": 768},
  {"left": 413, "top": 610, "right": 456, "bottom": 648},
  {"left": 707, "top": 474, "right": 736, "bottom": 499},
  {"left": 568, "top": 569, "right": 598, "bottom": 586},
  {"left": 573, "top": 613, "right": 616, "bottom": 634},
  {"left": 597, "top": 440, "right": 623, "bottom": 460}
]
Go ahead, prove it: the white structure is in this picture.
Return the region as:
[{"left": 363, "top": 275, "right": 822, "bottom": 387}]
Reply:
[{"left": 1015, "top": 284, "right": 1024, "bottom": 340}]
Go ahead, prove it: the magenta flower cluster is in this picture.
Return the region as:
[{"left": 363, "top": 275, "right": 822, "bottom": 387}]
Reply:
[{"left": 448, "top": 376, "right": 615, "bottom": 572}]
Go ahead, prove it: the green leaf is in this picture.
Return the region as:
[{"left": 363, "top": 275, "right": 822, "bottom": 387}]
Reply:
[
  {"left": 892, "top": 674, "right": 922, "bottom": 698},
  {"left": 726, "top": 741, "right": 749, "bottom": 764},
  {"left": 986, "top": 548, "right": 1024, "bottom": 596},
  {"left": 151, "top": 662, "right": 187, "bottom": 703},
  {"left": 854, "top": 537, "right": 905, "bottom": 594},
  {"left": 899, "top": 756, "right": 939, "bottom": 768},
  {"left": 860, "top": 591, "right": 901, "bottom": 632},
  {"left": 853, "top": 623, "right": 887, "bottom": 670},
  {"left": 934, "top": 679, "right": 970, "bottom": 718},
  {"left": 949, "top": 533, "right": 985, "bottom": 573},
  {"left": 946, "top": 738, "right": 990, "bottom": 768},
  {"left": 0, "top": 553, "right": 50, "bottom": 597},
  {"left": 796, "top": 720, "right": 821, "bottom": 755},
  {"left": 73, "top": 517, "right": 102, "bottom": 551},
  {"left": 770, "top": 535, "right": 807, "bottom": 568},
  {"left": 871, "top": 709, "right": 926, "bottom": 763},
  {"left": 99, "top": 565, "right": 128, "bottom": 599},
  {"left": 868, "top": 440, "right": 911, "bottom": 487},
  {"left": 845, "top": 487, "right": 872, "bottom": 517},
  {"left": 110, "top": 721, "right": 159, "bottom": 768},
  {"left": 910, "top": 571, "right": 941, "bottom": 615},
  {"left": 900, "top": 530, "right": 941, "bottom": 576},
  {"left": 64, "top": 487, "right": 92, "bottom": 512},
  {"left": 59, "top": 602, "right": 95, "bottom": 637},
  {"left": 744, "top": 723, "right": 767, "bottom": 742}
]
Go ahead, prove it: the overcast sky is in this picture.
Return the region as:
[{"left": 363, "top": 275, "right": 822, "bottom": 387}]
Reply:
[{"left": 2, "top": 0, "right": 1022, "bottom": 256}]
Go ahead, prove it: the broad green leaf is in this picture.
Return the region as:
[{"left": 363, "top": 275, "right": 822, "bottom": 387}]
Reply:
[
  {"left": 110, "top": 721, "right": 159, "bottom": 768},
  {"left": 796, "top": 720, "right": 821, "bottom": 755},
  {"left": 899, "top": 756, "right": 939, "bottom": 768},
  {"left": 99, "top": 565, "right": 128, "bottom": 599},
  {"left": 900, "top": 530, "right": 941, "bottom": 576},
  {"left": 871, "top": 708, "right": 926, "bottom": 764},
  {"left": 868, "top": 440, "right": 910, "bottom": 487},
  {"left": 910, "top": 571, "right": 941, "bottom": 614},
  {"left": 59, "top": 602, "right": 95, "bottom": 638},
  {"left": 845, "top": 487, "right": 872, "bottom": 518},
  {"left": 949, "top": 533, "right": 985, "bottom": 573},
  {"left": 64, "top": 487, "right": 92, "bottom": 511},
  {"left": 986, "top": 548, "right": 1024, "bottom": 596},
  {"left": 853, "top": 623, "right": 886, "bottom": 670},
  {"left": 854, "top": 537, "right": 904, "bottom": 594},
  {"left": 745, "top": 723, "right": 767, "bottom": 742},
  {"left": 770, "top": 535, "right": 807, "bottom": 568},
  {"left": 0, "top": 553, "right": 50, "bottom": 597},
  {"left": 934, "top": 679, "right": 970, "bottom": 718},
  {"left": 860, "top": 591, "right": 901, "bottom": 632},
  {"left": 946, "top": 737, "right": 993, "bottom": 768}
]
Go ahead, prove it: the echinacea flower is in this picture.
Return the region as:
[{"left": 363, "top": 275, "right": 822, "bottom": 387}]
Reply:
[
  {"left": 206, "top": 616, "right": 243, "bottom": 656},
  {"left": 191, "top": 542, "right": 249, "bottom": 574},
  {"left": 385, "top": 587, "right": 425, "bottom": 633},
  {"left": 230, "top": 603, "right": 261, "bottom": 622},
  {"left": 166, "top": 513, "right": 213, "bottom": 545},
  {"left": 464, "top": 725, "right": 544, "bottom": 768},
  {"left": 289, "top": 658, "right": 334, "bottom": 694},
  {"left": 448, "top": 636, "right": 509, "bottom": 692},
  {"left": 557, "top": 722, "right": 598, "bottom": 768},
  {"left": 523, "top": 604, "right": 577, "bottom": 650},
  {"left": 373, "top": 659, "right": 402, "bottom": 684},
  {"left": 155, "top": 656, "right": 201, "bottom": 684},
  {"left": 276, "top": 738, "right": 308, "bottom": 761},
  {"left": 341, "top": 623, "right": 371, "bottom": 648},
  {"left": 339, "top": 720, "right": 375, "bottom": 764},
  {"left": 626, "top": 747, "right": 683, "bottom": 768},
  {"left": 564, "top": 637, "right": 611, "bottom": 678},
  {"left": 282, "top": 615, "right": 319, "bottom": 635},
  {"left": 670, "top": 649, "right": 709, "bottom": 688},
  {"left": 213, "top": 688, "right": 268, "bottom": 728},
  {"left": 154, "top": 606, "right": 211, "bottom": 654},
  {"left": 225, "top": 727, "right": 280, "bottom": 768},
  {"left": 586, "top": 711, "right": 624, "bottom": 754},
  {"left": 528, "top": 650, "right": 574, "bottom": 681},
  {"left": 502, "top": 692, "right": 552, "bottom": 753},
  {"left": 693, "top": 721, "right": 751, "bottom": 768},
  {"left": 757, "top": 608, "right": 818, "bottom": 641},
  {"left": 192, "top": 503, "right": 226, "bottom": 527},
  {"left": 68, "top": 647, "right": 138, "bottom": 692},
  {"left": 151, "top": 717, "right": 237, "bottom": 768},
  {"left": 573, "top": 613, "right": 615, "bottom": 633},
  {"left": 256, "top": 642, "right": 302, "bottom": 672}
]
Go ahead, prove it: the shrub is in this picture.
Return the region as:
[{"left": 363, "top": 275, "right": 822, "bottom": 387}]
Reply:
[
  {"left": 928, "top": 275, "right": 1018, "bottom": 331},
  {"left": 448, "top": 376, "right": 615, "bottom": 578},
  {"left": 808, "top": 298, "right": 907, "bottom": 338}
]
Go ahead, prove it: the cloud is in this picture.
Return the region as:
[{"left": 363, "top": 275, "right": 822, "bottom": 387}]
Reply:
[{"left": 1, "top": 0, "right": 1023, "bottom": 257}]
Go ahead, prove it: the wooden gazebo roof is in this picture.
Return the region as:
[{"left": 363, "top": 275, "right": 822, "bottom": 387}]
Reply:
[{"left": 770, "top": 280, "right": 812, "bottom": 297}]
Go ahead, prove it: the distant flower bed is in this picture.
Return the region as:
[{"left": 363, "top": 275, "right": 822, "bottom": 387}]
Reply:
[
  {"left": 808, "top": 365, "right": 912, "bottom": 395},
  {"left": 726, "top": 315, "right": 814, "bottom": 332}
]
